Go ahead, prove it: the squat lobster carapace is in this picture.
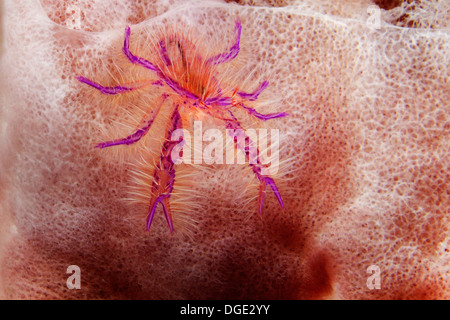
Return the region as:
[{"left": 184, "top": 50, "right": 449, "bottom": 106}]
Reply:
[{"left": 77, "top": 19, "right": 288, "bottom": 234}]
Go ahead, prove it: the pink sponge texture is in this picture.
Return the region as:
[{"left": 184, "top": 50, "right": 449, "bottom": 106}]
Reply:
[{"left": 0, "top": 0, "right": 448, "bottom": 299}]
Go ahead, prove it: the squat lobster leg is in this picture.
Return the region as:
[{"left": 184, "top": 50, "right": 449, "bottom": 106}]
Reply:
[
  {"left": 147, "top": 194, "right": 173, "bottom": 233},
  {"left": 146, "top": 106, "right": 183, "bottom": 233},
  {"left": 259, "top": 176, "right": 285, "bottom": 215},
  {"left": 123, "top": 26, "right": 159, "bottom": 72},
  {"left": 226, "top": 111, "right": 285, "bottom": 216},
  {"left": 76, "top": 76, "right": 162, "bottom": 95},
  {"left": 95, "top": 94, "right": 167, "bottom": 149},
  {"left": 159, "top": 40, "right": 172, "bottom": 66},
  {"left": 237, "top": 81, "right": 269, "bottom": 101},
  {"left": 233, "top": 81, "right": 288, "bottom": 120},
  {"left": 76, "top": 76, "right": 136, "bottom": 95},
  {"left": 207, "top": 19, "right": 242, "bottom": 65},
  {"left": 239, "top": 103, "right": 288, "bottom": 121}
]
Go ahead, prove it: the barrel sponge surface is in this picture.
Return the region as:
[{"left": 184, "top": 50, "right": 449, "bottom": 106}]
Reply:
[{"left": 0, "top": 0, "right": 448, "bottom": 299}]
